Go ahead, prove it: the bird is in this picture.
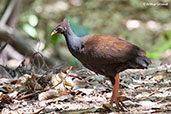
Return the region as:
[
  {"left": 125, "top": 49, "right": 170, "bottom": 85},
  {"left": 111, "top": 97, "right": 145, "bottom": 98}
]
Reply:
[{"left": 51, "top": 18, "right": 152, "bottom": 111}]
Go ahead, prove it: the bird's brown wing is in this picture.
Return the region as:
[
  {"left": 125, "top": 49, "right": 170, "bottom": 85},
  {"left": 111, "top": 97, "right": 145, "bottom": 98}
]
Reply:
[{"left": 81, "top": 35, "right": 146, "bottom": 65}]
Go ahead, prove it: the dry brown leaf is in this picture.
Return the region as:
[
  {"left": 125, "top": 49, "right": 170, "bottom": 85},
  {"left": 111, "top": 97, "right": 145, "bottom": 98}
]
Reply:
[
  {"left": 58, "top": 89, "right": 68, "bottom": 96},
  {"left": 51, "top": 71, "right": 74, "bottom": 91},
  {"left": 38, "top": 90, "right": 59, "bottom": 101},
  {"left": 17, "top": 74, "right": 43, "bottom": 90},
  {"left": 153, "top": 74, "right": 164, "bottom": 81},
  {"left": 103, "top": 103, "right": 118, "bottom": 112},
  {"left": 75, "top": 88, "right": 94, "bottom": 95},
  {"left": 0, "top": 92, "right": 13, "bottom": 107}
]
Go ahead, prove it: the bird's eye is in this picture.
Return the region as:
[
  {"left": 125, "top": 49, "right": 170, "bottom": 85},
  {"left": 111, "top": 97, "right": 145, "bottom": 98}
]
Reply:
[
  {"left": 63, "top": 27, "right": 67, "bottom": 30},
  {"left": 56, "top": 26, "right": 64, "bottom": 33}
]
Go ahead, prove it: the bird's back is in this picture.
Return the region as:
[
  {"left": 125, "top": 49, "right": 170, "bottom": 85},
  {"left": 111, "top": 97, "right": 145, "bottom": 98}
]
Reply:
[{"left": 78, "top": 35, "right": 151, "bottom": 75}]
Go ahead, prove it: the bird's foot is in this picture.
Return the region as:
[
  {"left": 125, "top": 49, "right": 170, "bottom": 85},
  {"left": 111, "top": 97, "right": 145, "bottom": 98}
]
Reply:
[
  {"left": 103, "top": 103, "right": 119, "bottom": 112},
  {"left": 114, "top": 95, "right": 129, "bottom": 111},
  {"left": 103, "top": 97, "right": 128, "bottom": 112},
  {"left": 110, "top": 91, "right": 130, "bottom": 111}
]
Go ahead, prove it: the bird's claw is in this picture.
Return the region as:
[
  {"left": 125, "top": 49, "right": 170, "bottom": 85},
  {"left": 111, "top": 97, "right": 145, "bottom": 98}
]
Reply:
[{"left": 115, "top": 95, "right": 129, "bottom": 111}]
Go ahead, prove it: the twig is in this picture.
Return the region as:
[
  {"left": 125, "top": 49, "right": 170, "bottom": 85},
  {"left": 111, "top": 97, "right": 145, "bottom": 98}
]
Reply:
[
  {"left": 0, "top": 0, "right": 16, "bottom": 25},
  {"left": 17, "top": 67, "right": 73, "bottom": 100},
  {"left": 31, "top": 52, "right": 49, "bottom": 73},
  {"left": 0, "top": 41, "right": 9, "bottom": 53},
  {"left": 0, "top": 0, "right": 21, "bottom": 28}
]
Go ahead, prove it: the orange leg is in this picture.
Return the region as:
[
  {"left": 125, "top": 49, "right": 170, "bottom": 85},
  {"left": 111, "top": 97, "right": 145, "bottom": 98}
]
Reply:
[{"left": 110, "top": 74, "right": 127, "bottom": 111}]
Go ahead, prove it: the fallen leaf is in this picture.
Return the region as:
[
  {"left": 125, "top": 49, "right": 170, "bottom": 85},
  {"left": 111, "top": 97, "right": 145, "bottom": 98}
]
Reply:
[
  {"left": 153, "top": 74, "right": 164, "bottom": 81},
  {"left": 139, "top": 101, "right": 157, "bottom": 107},
  {"left": 38, "top": 90, "right": 58, "bottom": 100}
]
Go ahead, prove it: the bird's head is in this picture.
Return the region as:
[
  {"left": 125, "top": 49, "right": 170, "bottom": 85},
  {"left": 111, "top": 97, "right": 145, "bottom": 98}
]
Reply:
[{"left": 51, "top": 18, "right": 70, "bottom": 36}]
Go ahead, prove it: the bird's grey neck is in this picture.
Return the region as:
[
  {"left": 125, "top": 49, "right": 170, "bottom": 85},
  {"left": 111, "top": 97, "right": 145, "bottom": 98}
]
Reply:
[{"left": 63, "top": 27, "right": 81, "bottom": 53}]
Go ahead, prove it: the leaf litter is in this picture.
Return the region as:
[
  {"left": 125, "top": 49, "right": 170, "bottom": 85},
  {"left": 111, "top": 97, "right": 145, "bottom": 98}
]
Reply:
[{"left": 0, "top": 54, "right": 171, "bottom": 114}]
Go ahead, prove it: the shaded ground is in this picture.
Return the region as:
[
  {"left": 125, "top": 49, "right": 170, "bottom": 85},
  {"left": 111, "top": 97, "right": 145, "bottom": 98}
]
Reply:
[{"left": 0, "top": 64, "right": 171, "bottom": 114}]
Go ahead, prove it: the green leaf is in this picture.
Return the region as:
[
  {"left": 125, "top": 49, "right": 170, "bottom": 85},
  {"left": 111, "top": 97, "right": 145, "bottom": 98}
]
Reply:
[
  {"left": 157, "top": 39, "right": 171, "bottom": 52},
  {"left": 51, "top": 34, "right": 61, "bottom": 46},
  {"left": 28, "top": 14, "right": 38, "bottom": 27},
  {"left": 69, "top": 56, "right": 78, "bottom": 66},
  {"left": 66, "top": 17, "right": 90, "bottom": 37},
  {"left": 154, "top": 36, "right": 171, "bottom": 52},
  {"left": 42, "top": 43, "right": 49, "bottom": 51},
  {"left": 23, "top": 24, "right": 38, "bottom": 38},
  {"left": 146, "top": 52, "right": 162, "bottom": 59},
  {"left": 167, "top": 30, "right": 171, "bottom": 39},
  {"left": 47, "top": 25, "right": 54, "bottom": 33},
  {"left": 57, "top": 37, "right": 66, "bottom": 43},
  {"left": 70, "top": 22, "right": 89, "bottom": 37}
]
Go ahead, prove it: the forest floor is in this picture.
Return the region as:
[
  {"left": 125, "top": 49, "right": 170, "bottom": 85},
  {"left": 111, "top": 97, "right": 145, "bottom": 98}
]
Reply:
[{"left": 0, "top": 62, "right": 171, "bottom": 114}]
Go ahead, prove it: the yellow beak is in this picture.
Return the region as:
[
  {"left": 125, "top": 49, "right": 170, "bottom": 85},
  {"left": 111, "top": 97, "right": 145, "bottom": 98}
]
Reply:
[{"left": 51, "top": 31, "right": 57, "bottom": 36}]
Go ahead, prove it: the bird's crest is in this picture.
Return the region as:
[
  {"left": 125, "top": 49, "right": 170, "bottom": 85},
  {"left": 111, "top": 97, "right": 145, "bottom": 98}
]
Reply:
[{"left": 59, "top": 18, "right": 70, "bottom": 28}]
